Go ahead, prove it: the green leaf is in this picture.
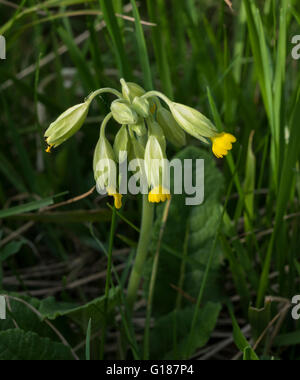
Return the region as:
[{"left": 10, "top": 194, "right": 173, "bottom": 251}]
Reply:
[
  {"left": 243, "top": 346, "right": 259, "bottom": 361},
  {"left": 99, "top": 0, "right": 131, "bottom": 78},
  {"left": 150, "top": 303, "right": 221, "bottom": 360},
  {"left": 274, "top": 331, "right": 300, "bottom": 347},
  {"left": 86, "top": 319, "right": 92, "bottom": 361},
  {"left": 229, "top": 305, "right": 259, "bottom": 360},
  {"left": 7, "top": 209, "right": 111, "bottom": 223},
  {"left": 0, "top": 330, "right": 73, "bottom": 360},
  {"left": 0, "top": 241, "right": 24, "bottom": 262},
  {"left": 248, "top": 299, "right": 271, "bottom": 342},
  {"left": 243, "top": 131, "right": 256, "bottom": 231},
  {"left": 130, "top": 0, "right": 153, "bottom": 90},
  {"left": 146, "top": 0, "right": 173, "bottom": 97},
  {"left": 0, "top": 193, "right": 67, "bottom": 220},
  {"left": 40, "top": 287, "right": 121, "bottom": 333},
  {"left": 0, "top": 294, "right": 73, "bottom": 341}
]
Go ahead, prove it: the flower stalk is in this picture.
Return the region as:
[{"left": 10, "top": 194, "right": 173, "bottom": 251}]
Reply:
[
  {"left": 44, "top": 78, "right": 237, "bottom": 320},
  {"left": 126, "top": 195, "right": 154, "bottom": 313}
]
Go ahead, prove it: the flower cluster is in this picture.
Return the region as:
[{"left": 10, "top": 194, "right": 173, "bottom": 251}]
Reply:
[{"left": 44, "top": 79, "right": 237, "bottom": 209}]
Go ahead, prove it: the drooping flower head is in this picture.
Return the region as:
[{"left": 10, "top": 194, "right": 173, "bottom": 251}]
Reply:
[{"left": 45, "top": 79, "right": 237, "bottom": 208}]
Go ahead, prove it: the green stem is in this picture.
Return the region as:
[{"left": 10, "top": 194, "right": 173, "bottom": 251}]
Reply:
[
  {"left": 127, "top": 195, "right": 154, "bottom": 313},
  {"left": 100, "top": 112, "right": 113, "bottom": 138},
  {"left": 143, "top": 200, "right": 171, "bottom": 360},
  {"left": 142, "top": 90, "right": 173, "bottom": 108},
  {"left": 88, "top": 88, "right": 123, "bottom": 103},
  {"left": 100, "top": 205, "right": 117, "bottom": 360}
]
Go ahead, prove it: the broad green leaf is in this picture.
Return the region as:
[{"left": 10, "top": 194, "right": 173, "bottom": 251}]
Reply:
[
  {"left": 0, "top": 330, "right": 73, "bottom": 360},
  {"left": 0, "top": 294, "right": 73, "bottom": 341},
  {"left": 40, "top": 287, "right": 121, "bottom": 333},
  {"left": 150, "top": 303, "right": 221, "bottom": 360}
]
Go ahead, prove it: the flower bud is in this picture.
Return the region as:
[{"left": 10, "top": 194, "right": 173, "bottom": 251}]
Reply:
[
  {"left": 131, "top": 119, "right": 147, "bottom": 137},
  {"left": 128, "top": 132, "right": 145, "bottom": 162},
  {"left": 93, "top": 135, "right": 117, "bottom": 193},
  {"left": 114, "top": 125, "right": 130, "bottom": 163},
  {"left": 128, "top": 131, "right": 147, "bottom": 191},
  {"left": 147, "top": 118, "right": 166, "bottom": 152},
  {"left": 45, "top": 100, "right": 91, "bottom": 149},
  {"left": 121, "top": 79, "right": 146, "bottom": 103},
  {"left": 156, "top": 107, "right": 187, "bottom": 148},
  {"left": 145, "top": 135, "right": 168, "bottom": 189},
  {"left": 168, "top": 102, "right": 218, "bottom": 143},
  {"left": 111, "top": 100, "right": 139, "bottom": 125},
  {"left": 132, "top": 97, "right": 150, "bottom": 118}
]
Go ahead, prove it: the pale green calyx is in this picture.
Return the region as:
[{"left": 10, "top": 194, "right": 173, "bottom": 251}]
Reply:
[
  {"left": 147, "top": 117, "right": 166, "bottom": 152},
  {"left": 145, "top": 135, "right": 167, "bottom": 189},
  {"left": 132, "top": 97, "right": 150, "bottom": 118},
  {"left": 111, "top": 99, "right": 139, "bottom": 125},
  {"left": 131, "top": 119, "right": 147, "bottom": 137},
  {"left": 114, "top": 125, "right": 130, "bottom": 163},
  {"left": 93, "top": 133, "right": 117, "bottom": 193},
  {"left": 156, "top": 106, "right": 187, "bottom": 148},
  {"left": 128, "top": 129, "right": 145, "bottom": 161},
  {"left": 168, "top": 102, "right": 218, "bottom": 143},
  {"left": 121, "top": 78, "right": 146, "bottom": 103},
  {"left": 45, "top": 100, "right": 91, "bottom": 149}
]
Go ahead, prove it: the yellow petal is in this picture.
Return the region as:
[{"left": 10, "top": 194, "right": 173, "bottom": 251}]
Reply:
[
  {"left": 46, "top": 145, "right": 54, "bottom": 153},
  {"left": 211, "top": 133, "right": 237, "bottom": 159},
  {"left": 148, "top": 186, "right": 171, "bottom": 204},
  {"left": 109, "top": 193, "right": 123, "bottom": 209}
]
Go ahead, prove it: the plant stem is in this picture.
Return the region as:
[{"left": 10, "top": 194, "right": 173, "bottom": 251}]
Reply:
[
  {"left": 127, "top": 195, "right": 154, "bottom": 313},
  {"left": 143, "top": 199, "right": 171, "bottom": 360},
  {"left": 88, "top": 88, "right": 123, "bottom": 103},
  {"left": 100, "top": 205, "right": 117, "bottom": 360},
  {"left": 142, "top": 90, "right": 172, "bottom": 107}
]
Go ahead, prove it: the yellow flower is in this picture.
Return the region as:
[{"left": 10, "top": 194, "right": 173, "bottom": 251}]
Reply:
[
  {"left": 211, "top": 133, "right": 237, "bottom": 158},
  {"left": 148, "top": 186, "right": 171, "bottom": 204},
  {"left": 108, "top": 192, "right": 123, "bottom": 209},
  {"left": 46, "top": 144, "right": 53, "bottom": 153}
]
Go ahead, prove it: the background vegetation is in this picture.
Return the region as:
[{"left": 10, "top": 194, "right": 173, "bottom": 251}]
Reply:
[{"left": 0, "top": 0, "right": 300, "bottom": 360}]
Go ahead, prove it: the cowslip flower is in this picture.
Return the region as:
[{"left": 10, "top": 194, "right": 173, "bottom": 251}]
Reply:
[
  {"left": 167, "top": 102, "right": 237, "bottom": 158},
  {"left": 145, "top": 119, "right": 171, "bottom": 204},
  {"left": 111, "top": 99, "right": 139, "bottom": 125},
  {"left": 211, "top": 133, "right": 237, "bottom": 158},
  {"left": 93, "top": 115, "right": 123, "bottom": 209},
  {"left": 45, "top": 78, "right": 237, "bottom": 210},
  {"left": 156, "top": 106, "right": 186, "bottom": 148},
  {"left": 140, "top": 90, "right": 237, "bottom": 159},
  {"left": 45, "top": 101, "right": 91, "bottom": 151}
]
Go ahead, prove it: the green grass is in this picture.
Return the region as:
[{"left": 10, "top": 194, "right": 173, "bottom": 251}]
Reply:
[{"left": 0, "top": 0, "right": 300, "bottom": 360}]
